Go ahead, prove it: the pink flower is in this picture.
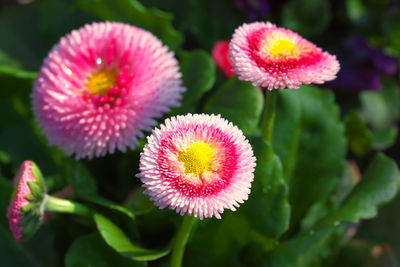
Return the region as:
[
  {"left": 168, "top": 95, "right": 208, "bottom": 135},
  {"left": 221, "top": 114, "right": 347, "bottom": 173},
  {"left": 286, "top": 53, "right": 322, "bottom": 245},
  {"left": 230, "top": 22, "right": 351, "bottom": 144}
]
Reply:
[
  {"left": 138, "top": 114, "right": 256, "bottom": 219},
  {"left": 7, "top": 161, "right": 46, "bottom": 242},
  {"left": 33, "top": 22, "right": 186, "bottom": 159},
  {"left": 212, "top": 40, "right": 235, "bottom": 78},
  {"left": 229, "top": 22, "right": 340, "bottom": 90}
]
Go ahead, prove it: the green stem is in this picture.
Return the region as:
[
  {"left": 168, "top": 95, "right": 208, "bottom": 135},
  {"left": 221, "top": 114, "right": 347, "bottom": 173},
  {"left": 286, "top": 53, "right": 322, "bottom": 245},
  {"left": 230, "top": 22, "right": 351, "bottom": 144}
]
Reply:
[
  {"left": 170, "top": 215, "right": 197, "bottom": 267},
  {"left": 44, "top": 195, "right": 91, "bottom": 218},
  {"left": 261, "top": 89, "right": 278, "bottom": 142}
]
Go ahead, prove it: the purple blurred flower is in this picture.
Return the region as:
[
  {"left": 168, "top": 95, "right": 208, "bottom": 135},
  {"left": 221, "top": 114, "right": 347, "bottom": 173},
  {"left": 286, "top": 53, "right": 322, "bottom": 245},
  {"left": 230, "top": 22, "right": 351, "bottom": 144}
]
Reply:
[
  {"left": 328, "top": 37, "right": 399, "bottom": 92},
  {"left": 352, "top": 37, "right": 398, "bottom": 75},
  {"left": 235, "top": 0, "right": 270, "bottom": 21},
  {"left": 328, "top": 66, "right": 382, "bottom": 91}
]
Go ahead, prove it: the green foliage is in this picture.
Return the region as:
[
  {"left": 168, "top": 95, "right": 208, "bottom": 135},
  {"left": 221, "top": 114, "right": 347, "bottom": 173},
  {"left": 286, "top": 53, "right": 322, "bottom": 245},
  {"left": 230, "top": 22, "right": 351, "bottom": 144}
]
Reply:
[
  {"left": 241, "top": 137, "right": 290, "bottom": 238},
  {"left": 203, "top": 78, "right": 264, "bottom": 136},
  {"left": 334, "top": 240, "right": 397, "bottom": 267},
  {"left": 382, "top": 10, "right": 400, "bottom": 56},
  {"left": 93, "top": 212, "right": 171, "bottom": 261},
  {"left": 345, "top": 110, "right": 372, "bottom": 156},
  {"left": 360, "top": 78, "right": 400, "bottom": 149},
  {"left": 0, "top": 0, "right": 399, "bottom": 266},
  {"left": 0, "top": 69, "right": 59, "bottom": 173},
  {"left": 281, "top": 0, "right": 332, "bottom": 37},
  {"left": 319, "top": 153, "right": 398, "bottom": 226},
  {"left": 177, "top": 50, "right": 216, "bottom": 114},
  {"left": 77, "top": 0, "right": 183, "bottom": 50},
  {"left": 142, "top": 0, "right": 245, "bottom": 49},
  {"left": 65, "top": 233, "right": 145, "bottom": 267},
  {"left": 269, "top": 226, "right": 336, "bottom": 267},
  {"left": 67, "top": 161, "right": 136, "bottom": 219},
  {"left": 272, "top": 85, "right": 347, "bottom": 226},
  {"left": 67, "top": 162, "right": 97, "bottom": 198}
]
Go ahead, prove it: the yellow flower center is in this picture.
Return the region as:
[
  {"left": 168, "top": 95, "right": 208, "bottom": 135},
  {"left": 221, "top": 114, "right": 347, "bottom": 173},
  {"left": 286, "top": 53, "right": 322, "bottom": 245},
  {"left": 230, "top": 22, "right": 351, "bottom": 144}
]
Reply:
[
  {"left": 269, "top": 40, "right": 296, "bottom": 57},
  {"left": 86, "top": 69, "right": 117, "bottom": 95},
  {"left": 178, "top": 142, "right": 215, "bottom": 176}
]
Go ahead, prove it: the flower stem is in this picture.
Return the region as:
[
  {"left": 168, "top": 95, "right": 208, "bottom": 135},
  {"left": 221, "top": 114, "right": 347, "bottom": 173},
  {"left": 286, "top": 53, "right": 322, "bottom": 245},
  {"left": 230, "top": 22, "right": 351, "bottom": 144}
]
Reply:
[
  {"left": 170, "top": 215, "right": 197, "bottom": 267},
  {"left": 44, "top": 195, "right": 91, "bottom": 218},
  {"left": 261, "top": 89, "right": 278, "bottom": 142}
]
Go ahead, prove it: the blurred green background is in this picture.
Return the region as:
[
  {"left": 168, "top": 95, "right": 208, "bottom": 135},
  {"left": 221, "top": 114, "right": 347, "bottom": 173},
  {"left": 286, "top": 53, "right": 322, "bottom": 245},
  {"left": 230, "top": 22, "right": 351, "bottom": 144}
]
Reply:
[{"left": 0, "top": 0, "right": 399, "bottom": 266}]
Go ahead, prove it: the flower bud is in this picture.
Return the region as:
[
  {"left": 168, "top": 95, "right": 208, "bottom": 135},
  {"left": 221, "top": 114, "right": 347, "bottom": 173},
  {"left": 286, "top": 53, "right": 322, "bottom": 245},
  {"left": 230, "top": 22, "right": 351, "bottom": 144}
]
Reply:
[{"left": 7, "top": 161, "right": 47, "bottom": 242}]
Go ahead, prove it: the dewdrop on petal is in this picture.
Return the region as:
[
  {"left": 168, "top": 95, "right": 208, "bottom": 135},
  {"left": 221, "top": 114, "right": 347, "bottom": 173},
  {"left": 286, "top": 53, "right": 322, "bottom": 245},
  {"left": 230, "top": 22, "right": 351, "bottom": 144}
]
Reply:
[
  {"left": 229, "top": 22, "right": 340, "bottom": 90},
  {"left": 32, "top": 22, "right": 186, "bottom": 159},
  {"left": 137, "top": 114, "right": 256, "bottom": 220},
  {"left": 6, "top": 161, "right": 47, "bottom": 242}
]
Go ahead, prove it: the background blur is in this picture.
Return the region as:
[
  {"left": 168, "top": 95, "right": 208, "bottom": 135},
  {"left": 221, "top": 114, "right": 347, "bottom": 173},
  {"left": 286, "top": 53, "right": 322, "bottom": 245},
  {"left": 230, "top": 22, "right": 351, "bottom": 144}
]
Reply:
[{"left": 0, "top": 0, "right": 399, "bottom": 266}]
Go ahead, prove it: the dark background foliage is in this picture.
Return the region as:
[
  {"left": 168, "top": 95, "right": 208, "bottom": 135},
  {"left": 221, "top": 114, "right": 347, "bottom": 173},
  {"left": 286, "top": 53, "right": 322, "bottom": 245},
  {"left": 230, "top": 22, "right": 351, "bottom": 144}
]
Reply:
[{"left": 0, "top": 0, "right": 399, "bottom": 266}]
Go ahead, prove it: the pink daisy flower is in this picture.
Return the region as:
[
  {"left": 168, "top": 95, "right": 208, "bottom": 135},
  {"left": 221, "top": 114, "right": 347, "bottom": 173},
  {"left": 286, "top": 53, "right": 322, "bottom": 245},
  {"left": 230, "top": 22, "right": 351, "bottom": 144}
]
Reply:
[
  {"left": 229, "top": 22, "right": 340, "bottom": 90},
  {"left": 138, "top": 114, "right": 256, "bottom": 219},
  {"left": 212, "top": 40, "right": 236, "bottom": 78},
  {"left": 33, "top": 22, "right": 186, "bottom": 159},
  {"left": 7, "top": 161, "right": 46, "bottom": 242}
]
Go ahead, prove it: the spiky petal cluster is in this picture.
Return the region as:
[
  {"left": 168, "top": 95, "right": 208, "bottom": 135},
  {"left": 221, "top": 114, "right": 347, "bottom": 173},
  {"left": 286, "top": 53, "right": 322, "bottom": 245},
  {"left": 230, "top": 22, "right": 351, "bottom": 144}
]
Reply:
[
  {"left": 229, "top": 22, "right": 340, "bottom": 90},
  {"left": 33, "top": 22, "right": 186, "bottom": 159},
  {"left": 138, "top": 114, "right": 256, "bottom": 219},
  {"left": 7, "top": 161, "right": 46, "bottom": 242}
]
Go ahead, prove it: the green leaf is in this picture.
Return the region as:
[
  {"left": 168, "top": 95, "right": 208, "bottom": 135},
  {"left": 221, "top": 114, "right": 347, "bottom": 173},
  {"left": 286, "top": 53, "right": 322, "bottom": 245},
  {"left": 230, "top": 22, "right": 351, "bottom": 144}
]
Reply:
[
  {"left": 358, "top": 78, "right": 399, "bottom": 150},
  {"left": 68, "top": 162, "right": 97, "bottom": 198},
  {"left": 346, "top": 0, "right": 368, "bottom": 25},
  {"left": 240, "top": 137, "right": 290, "bottom": 238},
  {"left": 345, "top": 110, "right": 372, "bottom": 157},
  {"left": 370, "top": 126, "right": 398, "bottom": 149},
  {"left": 382, "top": 11, "right": 400, "bottom": 56},
  {"left": 124, "top": 188, "right": 154, "bottom": 215},
  {"left": 330, "top": 161, "right": 360, "bottom": 207},
  {"left": 93, "top": 212, "right": 171, "bottom": 261},
  {"left": 281, "top": 0, "right": 332, "bottom": 37},
  {"left": 77, "top": 0, "right": 183, "bottom": 50},
  {"left": 65, "top": 233, "right": 145, "bottom": 267},
  {"left": 142, "top": 0, "right": 245, "bottom": 49},
  {"left": 268, "top": 226, "right": 336, "bottom": 267},
  {"left": 272, "top": 85, "right": 346, "bottom": 227},
  {"left": 360, "top": 78, "right": 400, "bottom": 131},
  {"left": 186, "top": 212, "right": 276, "bottom": 266},
  {"left": 177, "top": 50, "right": 216, "bottom": 114},
  {"left": 83, "top": 195, "right": 136, "bottom": 220},
  {"left": 356, "top": 181, "right": 400, "bottom": 258},
  {"left": 300, "top": 161, "right": 361, "bottom": 231},
  {"left": 0, "top": 65, "right": 37, "bottom": 80},
  {"left": 203, "top": 78, "right": 264, "bottom": 135},
  {"left": 319, "top": 153, "right": 399, "bottom": 226},
  {"left": 67, "top": 162, "right": 136, "bottom": 219}
]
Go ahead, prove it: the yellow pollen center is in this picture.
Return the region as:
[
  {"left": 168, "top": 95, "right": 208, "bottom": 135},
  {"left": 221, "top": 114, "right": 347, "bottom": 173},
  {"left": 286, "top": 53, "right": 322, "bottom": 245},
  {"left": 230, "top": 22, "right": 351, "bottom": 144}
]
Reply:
[
  {"left": 86, "top": 70, "right": 117, "bottom": 95},
  {"left": 178, "top": 142, "right": 215, "bottom": 176},
  {"left": 269, "top": 40, "right": 296, "bottom": 57}
]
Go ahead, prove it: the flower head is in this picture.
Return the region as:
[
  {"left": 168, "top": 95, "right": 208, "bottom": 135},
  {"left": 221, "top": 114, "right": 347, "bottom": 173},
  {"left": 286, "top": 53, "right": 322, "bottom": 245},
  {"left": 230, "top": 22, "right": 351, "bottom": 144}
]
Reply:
[
  {"left": 7, "top": 161, "right": 47, "bottom": 242},
  {"left": 212, "top": 40, "right": 235, "bottom": 78},
  {"left": 229, "top": 22, "right": 340, "bottom": 90},
  {"left": 138, "top": 114, "right": 256, "bottom": 219},
  {"left": 33, "top": 22, "right": 186, "bottom": 159}
]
